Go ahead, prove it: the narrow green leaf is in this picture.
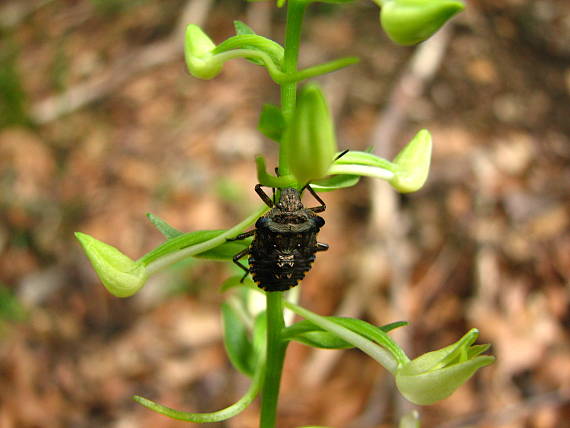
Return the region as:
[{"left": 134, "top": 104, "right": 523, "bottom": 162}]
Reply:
[
  {"left": 258, "top": 104, "right": 285, "bottom": 142},
  {"left": 290, "top": 331, "right": 354, "bottom": 349},
  {"left": 234, "top": 20, "right": 256, "bottom": 35},
  {"left": 283, "top": 318, "right": 408, "bottom": 351},
  {"left": 380, "top": 320, "right": 409, "bottom": 332},
  {"left": 310, "top": 174, "right": 360, "bottom": 192},
  {"left": 327, "top": 317, "right": 409, "bottom": 363},
  {"left": 333, "top": 150, "right": 396, "bottom": 171},
  {"left": 146, "top": 213, "right": 183, "bottom": 239},
  {"left": 195, "top": 238, "right": 251, "bottom": 261},
  {"left": 138, "top": 230, "right": 223, "bottom": 265},
  {"left": 222, "top": 303, "right": 255, "bottom": 376}
]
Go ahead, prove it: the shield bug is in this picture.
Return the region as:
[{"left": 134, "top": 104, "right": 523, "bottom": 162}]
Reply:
[{"left": 229, "top": 185, "right": 329, "bottom": 292}]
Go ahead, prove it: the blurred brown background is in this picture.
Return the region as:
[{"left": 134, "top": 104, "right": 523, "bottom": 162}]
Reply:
[{"left": 1, "top": 0, "right": 569, "bottom": 427}]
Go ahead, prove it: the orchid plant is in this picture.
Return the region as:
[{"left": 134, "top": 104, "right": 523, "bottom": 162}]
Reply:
[{"left": 76, "top": 1, "right": 494, "bottom": 427}]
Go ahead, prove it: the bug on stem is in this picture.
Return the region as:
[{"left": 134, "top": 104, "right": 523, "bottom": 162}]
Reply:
[{"left": 229, "top": 185, "right": 328, "bottom": 292}]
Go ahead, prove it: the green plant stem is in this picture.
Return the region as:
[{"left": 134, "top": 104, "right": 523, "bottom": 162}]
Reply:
[
  {"left": 258, "top": 3, "right": 307, "bottom": 425},
  {"left": 260, "top": 292, "right": 287, "bottom": 428},
  {"left": 279, "top": 0, "right": 307, "bottom": 177}
]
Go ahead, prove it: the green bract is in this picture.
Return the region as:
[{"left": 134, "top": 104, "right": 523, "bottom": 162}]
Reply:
[
  {"left": 185, "top": 24, "right": 222, "bottom": 79},
  {"left": 379, "top": 0, "right": 465, "bottom": 46},
  {"left": 75, "top": 232, "right": 148, "bottom": 297},
  {"left": 286, "top": 84, "right": 338, "bottom": 184},
  {"left": 395, "top": 329, "right": 495, "bottom": 405}
]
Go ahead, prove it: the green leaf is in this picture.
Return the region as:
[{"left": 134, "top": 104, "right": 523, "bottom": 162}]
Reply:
[
  {"left": 289, "top": 331, "right": 354, "bottom": 349},
  {"left": 195, "top": 238, "right": 251, "bottom": 261},
  {"left": 234, "top": 20, "right": 256, "bottom": 35},
  {"left": 283, "top": 319, "right": 409, "bottom": 351},
  {"left": 285, "top": 301, "right": 402, "bottom": 372},
  {"left": 138, "top": 230, "right": 224, "bottom": 265},
  {"left": 328, "top": 317, "right": 409, "bottom": 364},
  {"left": 333, "top": 150, "right": 396, "bottom": 171},
  {"left": 146, "top": 213, "right": 183, "bottom": 238},
  {"left": 258, "top": 104, "right": 285, "bottom": 142},
  {"left": 310, "top": 174, "right": 360, "bottom": 192},
  {"left": 222, "top": 303, "right": 255, "bottom": 376}
]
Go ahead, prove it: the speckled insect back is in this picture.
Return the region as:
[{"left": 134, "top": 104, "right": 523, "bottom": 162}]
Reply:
[{"left": 229, "top": 185, "right": 329, "bottom": 292}]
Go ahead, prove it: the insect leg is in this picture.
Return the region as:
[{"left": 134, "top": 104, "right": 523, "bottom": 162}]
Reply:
[
  {"left": 232, "top": 248, "right": 250, "bottom": 282},
  {"left": 255, "top": 184, "right": 275, "bottom": 208},
  {"left": 316, "top": 242, "right": 329, "bottom": 252},
  {"left": 304, "top": 185, "right": 326, "bottom": 213},
  {"left": 227, "top": 229, "right": 255, "bottom": 241}
]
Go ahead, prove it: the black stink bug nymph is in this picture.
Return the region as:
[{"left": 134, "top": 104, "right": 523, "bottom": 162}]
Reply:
[{"left": 229, "top": 184, "right": 329, "bottom": 292}]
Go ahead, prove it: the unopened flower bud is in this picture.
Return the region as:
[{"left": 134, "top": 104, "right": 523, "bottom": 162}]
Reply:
[
  {"left": 395, "top": 329, "right": 494, "bottom": 405},
  {"left": 380, "top": 0, "right": 464, "bottom": 46},
  {"left": 75, "top": 232, "right": 147, "bottom": 297},
  {"left": 389, "top": 129, "right": 432, "bottom": 193},
  {"left": 184, "top": 24, "right": 222, "bottom": 79},
  {"left": 287, "top": 84, "right": 338, "bottom": 184}
]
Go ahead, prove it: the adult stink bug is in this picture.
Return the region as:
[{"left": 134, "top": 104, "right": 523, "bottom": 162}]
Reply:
[{"left": 229, "top": 185, "right": 329, "bottom": 292}]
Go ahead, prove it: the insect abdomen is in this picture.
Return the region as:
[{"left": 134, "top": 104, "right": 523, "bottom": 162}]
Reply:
[{"left": 249, "top": 252, "right": 315, "bottom": 291}]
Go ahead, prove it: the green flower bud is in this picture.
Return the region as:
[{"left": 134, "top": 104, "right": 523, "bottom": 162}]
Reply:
[
  {"left": 395, "top": 329, "right": 495, "bottom": 405},
  {"left": 75, "top": 232, "right": 147, "bottom": 298},
  {"left": 380, "top": 0, "right": 465, "bottom": 46},
  {"left": 287, "top": 84, "right": 338, "bottom": 184},
  {"left": 389, "top": 129, "right": 432, "bottom": 193},
  {"left": 184, "top": 24, "right": 222, "bottom": 80}
]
